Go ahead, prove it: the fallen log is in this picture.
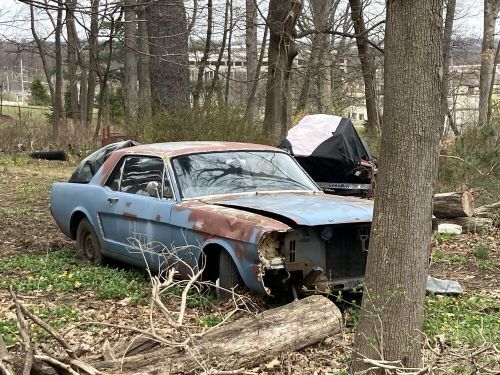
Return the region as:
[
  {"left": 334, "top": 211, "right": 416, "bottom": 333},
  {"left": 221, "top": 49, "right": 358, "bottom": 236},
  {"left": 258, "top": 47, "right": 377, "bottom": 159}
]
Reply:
[
  {"left": 433, "top": 192, "right": 474, "bottom": 218},
  {"left": 100, "top": 295, "right": 342, "bottom": 374},
  {"left": 475, "top": 201, "right": 500, "bottom": 224},
  {"left": 440, "top": 217, "right": 493, "bottom": 233}
]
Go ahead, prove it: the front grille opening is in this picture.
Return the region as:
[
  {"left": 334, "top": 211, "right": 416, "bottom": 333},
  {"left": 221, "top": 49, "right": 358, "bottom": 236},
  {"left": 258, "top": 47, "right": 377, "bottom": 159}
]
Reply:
[
  {"left": 326, "top": 225, "right": 369, "bottom": 278},
  {"left": 289, "top": 240, "right": 296, "bottom": 262}
]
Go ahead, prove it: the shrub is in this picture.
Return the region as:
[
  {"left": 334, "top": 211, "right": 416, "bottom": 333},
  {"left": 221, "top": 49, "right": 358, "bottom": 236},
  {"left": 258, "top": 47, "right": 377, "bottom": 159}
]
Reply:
[
  {"left": 127, "top": 105, "right": 276, "bottom": 146},
  {"left": 29, "top": 78, "right": 50, "bottom": 106}
]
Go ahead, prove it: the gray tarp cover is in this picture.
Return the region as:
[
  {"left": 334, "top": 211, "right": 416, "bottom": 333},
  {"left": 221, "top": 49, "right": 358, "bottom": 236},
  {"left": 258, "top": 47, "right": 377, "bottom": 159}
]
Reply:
[
  {"left": 68, "top": 140, "right": 140, "bottom": 183},
  {"left": 426, "top": 275, "right": 464, "bottom": 295}
]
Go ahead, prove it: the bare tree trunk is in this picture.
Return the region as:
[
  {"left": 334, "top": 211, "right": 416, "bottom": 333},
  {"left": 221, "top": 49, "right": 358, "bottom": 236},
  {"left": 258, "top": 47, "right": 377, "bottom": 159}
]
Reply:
[
  {"left": 351, "top": 0, "right": 443, "bottom": 372},
  {"left": 192, "top": 0, "right": 212, "bottom": 108},
  {"left": 263, "top": 0, "right": 303, "bottom": 139},
  {"left": 147, "top": 0, "right": 190, "bottom": 112},
  {"left": 224, "top": 0, "right": 233, "bottom": 106},
  {"left": 29, "top": 5, "right": 55, "bottom": 102},
  {"left": 79, "top": 59, "right": 88, "bottom": 126},
  {"left": 66, "top": 0, "right": 80, "bottom": 124},
  {"left": 86, "top": 0, "right": 100, "bottom": 128},
  {"left": 295, "top": 34, "right": 321, "bottom": 115},
  {"left": 441, "top": 0, "right": 459, "bottom": 136},
  {"left": 245, "top": 0, "right": 258, "bottom": 122},
  {"left": 331, "top": 5, "right": 350, "bottom": 108},
  {"left": 53, "top": 0, "right": 65, "bottom": 141},
  {"left": 136, "top": 1, "right": 151, "bottom": 120},
  {"left": 487, "top": 40, "right": 500, "bottom": 124},
  {"left": 94, "top": 13, "right": 118, "bottom": 140},
  {"left": 124, "top": 0, "right": 139, "bottom": 123},
  {"left": 206, "top": 0, "right": 229, "bottom": 107},
  {"left": 245, "top": 25, "right": 268, "bottom": 120},
  {"left": 478, "top": 0, "right": 499, "bottom": 125},
  {"left": 348, "top": 0, "right": 380, "bottom": 134}
]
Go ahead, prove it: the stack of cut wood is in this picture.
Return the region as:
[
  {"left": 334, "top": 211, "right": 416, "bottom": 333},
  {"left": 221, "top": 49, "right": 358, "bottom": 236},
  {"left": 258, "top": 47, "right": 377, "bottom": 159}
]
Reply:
[{"left": 433, "top": 192, "right": 498, "bottom": 233}]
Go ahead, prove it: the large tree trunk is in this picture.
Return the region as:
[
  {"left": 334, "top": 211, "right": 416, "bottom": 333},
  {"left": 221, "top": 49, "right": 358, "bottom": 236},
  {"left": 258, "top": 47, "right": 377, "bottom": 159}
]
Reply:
[
  {"left": 245, "top": 0, "right": 258, "bottom": 122},
  {"left": 478, "top": 0, "right": 499, "bottom": 125},
  {"left": 96, "top": 295, "right": 342, "bottom": 373},
  {"left": 348, "top": 0, "right": 380, "bottom": 134},
  {"left": 136, "top": 1, "right": 151, "bottom": 121},
  {"left": 433, "top": 191, "right": 474, "bottom": 218},
  {"left": 441, "top": 0, "right": 459, "bottom": 136},
  {"left": 351, "top": 0, "right": 443, "bottom": 372},
  {"left": 313, "top": 0, "right": 335, "bottom": 113},
  {"left": 147, "top": 0, "right": 189, "bottom": 112},
  {"left": 123, "top": 0, "right": 139, "bottom": 123},
  {"left": 66, "top": 0, "right": 80, "bottom": 125},
  {"left": 85, "top": 0, "right": 99, "bottom": 128},
  {"left": 263, "top": 0, "right": 303, "bottom": 139}
]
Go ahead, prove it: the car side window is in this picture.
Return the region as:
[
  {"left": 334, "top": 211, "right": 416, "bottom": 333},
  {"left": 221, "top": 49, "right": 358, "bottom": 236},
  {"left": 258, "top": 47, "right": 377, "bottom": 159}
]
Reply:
[
  {"left": 120, "top": 156, "right": 165, "bottom": 197},
  {"left": 105, "top": 157, "right": 125, "bottom": 191}
]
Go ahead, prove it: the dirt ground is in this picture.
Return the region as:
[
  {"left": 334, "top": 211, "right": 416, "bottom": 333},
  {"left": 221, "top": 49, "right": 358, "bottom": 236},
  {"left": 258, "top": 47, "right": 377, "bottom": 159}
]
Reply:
[{"left": 0, "top": 155, "right": 498, "bottom": 374}]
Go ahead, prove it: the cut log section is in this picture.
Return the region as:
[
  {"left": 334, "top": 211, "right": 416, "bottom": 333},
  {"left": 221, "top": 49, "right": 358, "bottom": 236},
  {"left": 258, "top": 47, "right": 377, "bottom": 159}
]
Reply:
[
  {"left": 99, "top": 295, "right": 342, "bottom": 374},
  {"left": 433, "top": 192, "right": 474, "bottom": 218},
  {"left": 475, "top": 201, "right": 500, "bottom": 223},
  {"left": 440, "top": 217, "right": 493, "bottom": 233}
]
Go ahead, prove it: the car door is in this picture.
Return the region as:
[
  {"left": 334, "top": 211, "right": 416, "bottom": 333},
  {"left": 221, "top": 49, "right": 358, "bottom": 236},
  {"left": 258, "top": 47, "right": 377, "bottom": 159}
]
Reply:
[{"left": 98, "top": 155, "right": 175, "bottom": 270}]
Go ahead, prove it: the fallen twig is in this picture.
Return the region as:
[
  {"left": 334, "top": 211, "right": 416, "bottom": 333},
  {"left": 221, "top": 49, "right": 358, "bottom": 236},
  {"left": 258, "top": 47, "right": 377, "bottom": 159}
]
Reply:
[{"left": 8, "top": 287, "right": 33, "bottom": 375}]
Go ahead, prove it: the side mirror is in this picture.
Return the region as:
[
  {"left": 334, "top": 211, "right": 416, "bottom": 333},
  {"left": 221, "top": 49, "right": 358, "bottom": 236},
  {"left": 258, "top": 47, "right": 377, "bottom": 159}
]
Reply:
[{"left": 146, "top": 181, "right": 160, "bottom": 199}]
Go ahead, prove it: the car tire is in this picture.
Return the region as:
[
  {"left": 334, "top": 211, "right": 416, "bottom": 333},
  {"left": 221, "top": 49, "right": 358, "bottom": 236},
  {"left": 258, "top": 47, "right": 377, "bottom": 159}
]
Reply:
[
  {"left": 217, "top": 251, "right": 240, "bottom": 301},
  {"left": 76, "top": 218, "right": 103, "bottom": 265}
]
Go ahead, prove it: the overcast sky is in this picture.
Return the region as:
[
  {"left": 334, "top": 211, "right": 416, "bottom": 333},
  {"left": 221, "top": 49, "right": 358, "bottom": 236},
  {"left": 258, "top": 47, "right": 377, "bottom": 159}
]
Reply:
[{"left": 0, "top": 0, "right": 485, "bottom": 42}]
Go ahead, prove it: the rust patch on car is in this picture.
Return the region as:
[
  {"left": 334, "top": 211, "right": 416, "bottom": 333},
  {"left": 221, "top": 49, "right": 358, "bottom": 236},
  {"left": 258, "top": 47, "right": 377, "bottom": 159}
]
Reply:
[
  {"left": 122, "top": 212, "right": 137, "bottom": 220},
  {"left": 177, "top": 201, "right": 290, "bottom": 243},
  {"left": 155, "top": 214, "right": 161, "bottom": 221}
]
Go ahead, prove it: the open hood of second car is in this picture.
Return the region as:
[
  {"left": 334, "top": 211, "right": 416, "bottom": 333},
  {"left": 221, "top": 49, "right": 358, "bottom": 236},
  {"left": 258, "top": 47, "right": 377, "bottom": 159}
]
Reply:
[{"left": 206, "top": 192, "right": 373, "bottom": 227}]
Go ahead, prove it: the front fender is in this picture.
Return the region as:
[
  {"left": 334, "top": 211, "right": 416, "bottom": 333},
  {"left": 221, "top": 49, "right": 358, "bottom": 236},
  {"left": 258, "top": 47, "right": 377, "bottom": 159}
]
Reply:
[{"left": 201, "top": 238, "right": 266, "bottom": 295}]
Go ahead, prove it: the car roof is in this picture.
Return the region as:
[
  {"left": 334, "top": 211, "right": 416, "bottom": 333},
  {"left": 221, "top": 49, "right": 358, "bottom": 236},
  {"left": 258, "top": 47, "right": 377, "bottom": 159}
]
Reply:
[{"left": 115, "top": 141, "right": 283, "bottom": 159}]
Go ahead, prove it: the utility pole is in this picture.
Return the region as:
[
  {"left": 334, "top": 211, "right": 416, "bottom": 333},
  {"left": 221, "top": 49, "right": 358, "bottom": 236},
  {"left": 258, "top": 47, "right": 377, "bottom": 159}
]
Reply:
[{"left": 0, "top": 81, "right": 3, "bottom": 115}]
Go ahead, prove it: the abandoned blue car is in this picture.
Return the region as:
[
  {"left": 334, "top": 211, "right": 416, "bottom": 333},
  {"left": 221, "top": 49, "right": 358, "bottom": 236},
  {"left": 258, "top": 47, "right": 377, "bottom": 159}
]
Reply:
[{"left": 50, "top": 141, "right": 373, "bottom": 297}]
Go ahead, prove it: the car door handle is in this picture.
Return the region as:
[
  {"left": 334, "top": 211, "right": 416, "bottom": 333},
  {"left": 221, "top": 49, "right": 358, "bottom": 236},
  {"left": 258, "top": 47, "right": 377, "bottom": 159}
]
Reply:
[{"left": 107, "top": 197, "right": 119, "bottom": 205}]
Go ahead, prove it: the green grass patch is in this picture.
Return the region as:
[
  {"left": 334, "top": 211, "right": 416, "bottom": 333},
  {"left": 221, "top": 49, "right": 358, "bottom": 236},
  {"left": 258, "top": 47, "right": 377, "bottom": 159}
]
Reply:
[
  {"left": 450, "top": 254, "right": 466, "bottom": 266},
  {"left": 435, "top": 232, "right": 456, "bottom": 243},
  {"left": 0, "top": 304, "right": 79, "bottom": 346},
  {"left": 0, "top": 249, "right": 149, "bottom": 303},
  {"left": 431, "top": 249, "right": 446, "bottom": 263},
  {"left": 424, "top": 294, "right": 500, "bottom": 347},
  {"left": 197, "top": 314, "right": 223, "bottom": 328},
  {"left": 473, "top": 243, "right": 490, "bottom": 260}
]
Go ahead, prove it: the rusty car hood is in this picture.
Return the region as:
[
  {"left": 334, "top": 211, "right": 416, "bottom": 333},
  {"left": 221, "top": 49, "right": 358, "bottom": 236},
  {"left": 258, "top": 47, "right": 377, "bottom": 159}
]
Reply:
[{"left": 205, "top": 192, "right": 373, "bottom": 226}]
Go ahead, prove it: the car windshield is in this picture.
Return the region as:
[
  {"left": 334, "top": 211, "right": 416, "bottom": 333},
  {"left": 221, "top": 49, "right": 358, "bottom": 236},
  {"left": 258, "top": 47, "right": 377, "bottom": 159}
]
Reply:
[{"left": 172, "top": 151, "right": 318, "bottom": 198}]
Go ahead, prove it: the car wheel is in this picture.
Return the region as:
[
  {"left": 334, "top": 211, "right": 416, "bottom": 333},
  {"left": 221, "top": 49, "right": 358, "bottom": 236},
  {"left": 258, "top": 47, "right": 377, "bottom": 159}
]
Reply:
[
  {"left": 217, "top": 251, "right": 240, "bottom": 301},
  {"left": 76, "top": 218, "right": 103, "bottom": 265}
]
